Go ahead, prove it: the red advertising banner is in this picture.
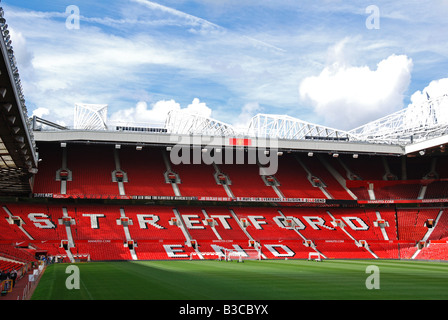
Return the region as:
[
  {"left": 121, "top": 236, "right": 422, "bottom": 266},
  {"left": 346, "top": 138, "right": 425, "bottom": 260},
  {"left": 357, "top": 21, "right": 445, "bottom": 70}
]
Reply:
[{"left": 229, "top": 138, "right": 252, "bottom": 146}]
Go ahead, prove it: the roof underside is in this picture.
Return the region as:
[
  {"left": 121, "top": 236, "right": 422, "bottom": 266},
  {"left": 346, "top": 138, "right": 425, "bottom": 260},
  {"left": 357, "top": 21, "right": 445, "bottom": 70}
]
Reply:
[{"left": 0, "top": 7, "right": 37, "bottom": 195}]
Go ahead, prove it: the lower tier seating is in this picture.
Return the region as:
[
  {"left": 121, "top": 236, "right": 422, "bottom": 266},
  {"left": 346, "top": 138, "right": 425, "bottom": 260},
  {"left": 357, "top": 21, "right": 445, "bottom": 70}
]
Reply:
[{"left": 1, "top": 203, "right": 447, "bottom": 261}]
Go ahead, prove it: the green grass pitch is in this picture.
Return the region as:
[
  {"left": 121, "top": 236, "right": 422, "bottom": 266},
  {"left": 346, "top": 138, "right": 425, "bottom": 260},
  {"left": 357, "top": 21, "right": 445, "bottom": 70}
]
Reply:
[{"left": 31, "top": 259, "right": 448, "bottom": 300}]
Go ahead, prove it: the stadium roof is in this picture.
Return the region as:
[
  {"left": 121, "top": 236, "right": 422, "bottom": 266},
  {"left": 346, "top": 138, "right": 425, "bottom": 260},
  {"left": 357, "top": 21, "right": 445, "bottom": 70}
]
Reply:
[
  {"left": 350, "top": 94, "right": 448, "bottom": 145},
  {"left": 33, "top": 91, "right": 448, "bottom": 158}
]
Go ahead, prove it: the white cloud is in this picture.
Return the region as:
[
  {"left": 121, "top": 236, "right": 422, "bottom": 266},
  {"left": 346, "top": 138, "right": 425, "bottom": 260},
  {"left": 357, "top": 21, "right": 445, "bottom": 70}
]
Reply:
[
  {"left": 109, "top": 98, "right": 212, "bottom": 125},
  {"left": 299, "top": 53, "right": 413, "bottom": 130},
  {"left": 130, "top": 0, "right": 222, "bottom": 31},
  {"left": 232, "top": 102, "right": 261, "bottom": 130},
  {"left": 109, "top": 100, "right": 180, "bottom": 125},
  {"left": 32, "top": 107, "right": 50, "bottom": 118},
  {"left": 184, "top": 98, "right": 212, "bottom": 117},
  {"left": 409, "top": 78, "right": 448, "bottom": 106},
  {"left": 405, "top": 78, "right": 448, "bottom": 125},
  {"left": 6, "top": 1, "right": 448, "bottom": 131}
]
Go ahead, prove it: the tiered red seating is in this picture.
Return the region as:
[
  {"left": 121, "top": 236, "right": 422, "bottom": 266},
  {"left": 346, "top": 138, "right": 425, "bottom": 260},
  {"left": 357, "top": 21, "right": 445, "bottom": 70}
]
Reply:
[
  {"left": 1, "top": 202, "right": 448, "bottom": 261},
  {"left": 71, "top": 241, "right": 132, "bottom": 261},
  {"left": 342, "top": 155, "right": 385, "bottom": 180},
  {"left": 341, "top": 155, "right": 385, "bottom": 200},
  {"left": 4, "top": 204, "right": 66, "bottom": 241},
  {"left": 279, "top": 207, "right": 400, "bottom": 259},
  {"left": 327, "top": 208, "right": 382, "bottom": 241},
  {"left": 172, "top": 164, "right": 227, "bottom": 198},
  {"left": 69, "top": 205, "right": 126, "bottom": 241},
  {"left": 32, "top": 143, "right": 62, "bottom": 195},
  {"left": 124, "top": 206, "right": 184, "bottom": 241},
  {"left": 135, "top": 241, "right": 195, "bottom": 260},
  {"left": 32, "top": 243, "right": 68, "bottom": 258},
  {"left": 201, "top": 207, "right": 248, "bottom": 241},
  {"left": 0, "top": 207, "right": 29, "bottom": 241},
  {"left": 192, "top": 241, "right": 248, "bottom": 260},
  {"left": 177, "top": 207, "right": 217, "bottom": 241},
  {"left": 119, "top": 147, "right": 175, "bottom": 197},
  {"left": 363, "top": 209, "right": 398, "bottom": 240},
  {"left": 427, "top": 210, "right": 447, "bottom": 241},
  {"left": 399, "top": 243, "right": 419, "bottom": 259},
  {"left": 65, "top": 144, "right": 118, "bottom": 197},
  {"left": 275, "top": 155, "right": 325, "bottom": 198},
  {"left": 349, "top": 187, "right": 371, "bottom": 200},
  {"left": 260, "top": 240, "right": 315, "bottom": 259},
  {"left": 218, "top": 162, "right": 278, "bottom": 198},
  {"left": 424, "top": 181, "right": 448, "bottom": 199},
  {"left": 0, "top": 259, "right": 24, "bottom": 272},
  {"left": 33, "top": 142, "right": 448, "bottom": 202},
  {"left": 373, "top": 183, "right": 422, "bottom": 200},
  {"left": 396, "top": 209, "right": 438, "bottom": 241},
  {"left": 0, "top": 244, "right": 36, "bottom": 264},
  {"left": 367, "top": 242, "right": 400, "bottom": 259},
  {"left": 231, "top": 207, "right": 300, "bottom": 241},
  {"left": 417, "top": 243, "right": 448, "bottom": 260},
  {"left": 314, "top": 240, "right": 373, "bottom": 259},
  {"left": 280, "top": 207, "right": 350, "bottom": 241},
  {"left": 299, "top": 155, "right": 353, "bottom": 200}
]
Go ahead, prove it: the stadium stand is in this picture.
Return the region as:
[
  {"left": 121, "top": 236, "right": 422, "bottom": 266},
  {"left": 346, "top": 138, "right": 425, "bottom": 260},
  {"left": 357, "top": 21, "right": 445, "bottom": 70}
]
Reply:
[
  {"left": 2, "top": 197, "right": 447, "bottom": 262},
  {"left": 65, "top": 144, "right": 118, "bottom": 197},
  {"left": 218, "top": 163, "right": 279, "bottom": 198},
  {"left": 171, "top": 163, "right": 228, "bottom": 198},
  {"left": 274, "top": 154, "right": 327, "bottom": 198},
  {"left": 118, "top": 146, "right": 176, "bottom": 197},
  {"left": 0, "top": 2, "right": 447, "bottom": 272},
  {"left": 2, "top": 3, "right": 448, "bottom": 302},
  {"left": 3, "top": 139, "right": 448, "bottom": 264},
  {"left": 32, "top": 143, "right": 63, "bottom": 195}
]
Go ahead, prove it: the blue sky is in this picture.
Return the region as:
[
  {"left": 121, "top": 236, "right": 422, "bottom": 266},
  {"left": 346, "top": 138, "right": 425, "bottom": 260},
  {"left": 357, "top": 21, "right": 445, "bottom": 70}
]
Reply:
[{"left": 3, "top": 0, "right": 448, "bottom": 130}]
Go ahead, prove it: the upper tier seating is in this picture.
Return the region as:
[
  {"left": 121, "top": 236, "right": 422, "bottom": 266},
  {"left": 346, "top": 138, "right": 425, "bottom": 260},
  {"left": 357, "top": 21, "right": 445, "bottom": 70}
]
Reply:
[
  {"left": 171, "top": 163, "right": 228, "bottom": 198},
  {"left": 32, "top": 143, "right": 448, "bottom": 201},
  {"left": 32, "top": 143, "right": 62, "bottom": 195},
  {"left": 65, "top": 144, "right": 118, "bottom": 197},
  {"left": 274, "top": 155, "right": 326, "bottom": 198},
  {"left": 119, "top": 146, "right": 175, "bottom": 197},
  {"left": 298, "top": 155, "right": 353, "bottom": 200},
  {"left": 218, "top": 163, "right": 279, "bottom": 198}
]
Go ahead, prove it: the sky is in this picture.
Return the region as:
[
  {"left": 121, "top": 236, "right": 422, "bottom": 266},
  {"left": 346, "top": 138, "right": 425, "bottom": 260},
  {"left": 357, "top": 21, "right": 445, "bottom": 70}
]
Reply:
[{"left": 3, "top": 0, "right": 448, "bottom": 131}]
